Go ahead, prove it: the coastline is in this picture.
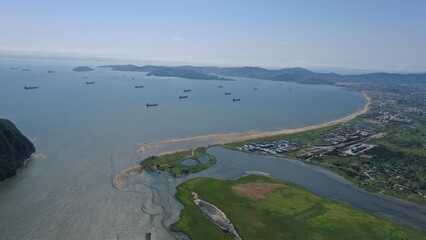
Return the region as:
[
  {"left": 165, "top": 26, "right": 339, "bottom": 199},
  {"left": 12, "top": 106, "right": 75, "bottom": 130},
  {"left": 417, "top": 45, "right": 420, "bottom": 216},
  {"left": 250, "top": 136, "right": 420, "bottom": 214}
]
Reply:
[
  {"left": 111, "top": 91, "right": 371, "bottom": 190},
  {"left": 137, "top": 91, "right": 370, "bottom": 155},
  {"left": 113, "top": 165, "right": 141, "bottom": 189}
]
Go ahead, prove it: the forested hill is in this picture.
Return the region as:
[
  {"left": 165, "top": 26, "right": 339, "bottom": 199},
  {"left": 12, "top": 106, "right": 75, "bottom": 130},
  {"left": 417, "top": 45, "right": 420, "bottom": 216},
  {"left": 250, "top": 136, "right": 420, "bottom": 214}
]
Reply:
[
  {"left": 0, "top": 119, "right": 35, "bottom": 181},
  {"left": 100, "top": 64, "right": 426, "bottom": 85}
]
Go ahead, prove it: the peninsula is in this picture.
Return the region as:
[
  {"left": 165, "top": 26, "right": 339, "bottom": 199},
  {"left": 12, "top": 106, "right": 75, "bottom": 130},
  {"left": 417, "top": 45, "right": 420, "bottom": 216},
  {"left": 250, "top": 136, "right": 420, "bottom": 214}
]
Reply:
[
  {"left": 99, "top": 64, "right": 426, "bottom": 84},
  {"left": 173, "top": 175, "right": 426, "bottom": 239},
  {"left": 100, "top": 64, "right": 227, "bottom": 80}
]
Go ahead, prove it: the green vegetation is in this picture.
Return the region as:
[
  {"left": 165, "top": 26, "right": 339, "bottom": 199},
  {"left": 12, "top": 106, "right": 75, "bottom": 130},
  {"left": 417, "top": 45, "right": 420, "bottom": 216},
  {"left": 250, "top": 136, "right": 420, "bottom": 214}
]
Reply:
[
  {"left": 224, "top": 80, "right": 426, "bottom": 204},
  {"left": 172, "top": 175, "right": 425, "bottom": 240},
  {"left": 0, "top": 119, "right": 35, "bottom": 181},
  {"left": 140, "top": 147, "right": 216, "bottom": 177}
]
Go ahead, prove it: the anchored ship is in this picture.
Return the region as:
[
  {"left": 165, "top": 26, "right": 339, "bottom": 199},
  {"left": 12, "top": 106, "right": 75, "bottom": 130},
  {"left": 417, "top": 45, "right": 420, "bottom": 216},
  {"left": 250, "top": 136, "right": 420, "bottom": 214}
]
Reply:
[
  {"left": 146, "top": 103, "right": 158, "bottom": 107},
  {"left": 135, "top": 85, "right": 144, "bottom": 88},
  {"left": 183, "top": 89, "right": 192, "bottom": 92},
  {"left": 179, "top": 95, "right": 188, "bottom": 99},
  {"left": 225, "top": 92, "right": 231, "bottom": 95},
  {"left": 24, "top": 86, "right": 38, "bottom": 90},
  {"left": 233, "top": 98, "right": 241, "bottom": 102},
  {"left": 86, "top": 81, "right": 95, "bottom": 85}
]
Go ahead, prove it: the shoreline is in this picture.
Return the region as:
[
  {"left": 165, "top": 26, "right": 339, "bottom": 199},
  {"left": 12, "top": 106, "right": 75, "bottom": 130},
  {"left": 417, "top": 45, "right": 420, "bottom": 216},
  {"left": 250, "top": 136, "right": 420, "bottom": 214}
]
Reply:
[
  {"left": 113, "top": 164, "right": 141, "bottom": 189},
  {"left": 111, "top": 91, "right": 371, "bottom": 190},
  {"left": 137, "top": 91, "right": 370, "bottom": 155}
]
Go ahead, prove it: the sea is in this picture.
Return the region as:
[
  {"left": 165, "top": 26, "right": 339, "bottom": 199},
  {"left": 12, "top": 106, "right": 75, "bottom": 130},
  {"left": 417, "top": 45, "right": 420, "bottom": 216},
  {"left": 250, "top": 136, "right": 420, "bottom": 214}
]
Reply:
[{"left": 1, "top": 57, "right": 424, "bottom": 240}]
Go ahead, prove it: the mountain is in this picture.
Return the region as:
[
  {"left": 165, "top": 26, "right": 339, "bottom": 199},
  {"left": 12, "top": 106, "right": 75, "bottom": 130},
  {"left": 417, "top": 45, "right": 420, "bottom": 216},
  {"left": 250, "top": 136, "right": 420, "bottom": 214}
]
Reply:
[
  {"left": 0, "top": 119, "right": 35, "bottom": 181},
  {"left": 100, "top": 64, "right": 426, "bottom": 85}
]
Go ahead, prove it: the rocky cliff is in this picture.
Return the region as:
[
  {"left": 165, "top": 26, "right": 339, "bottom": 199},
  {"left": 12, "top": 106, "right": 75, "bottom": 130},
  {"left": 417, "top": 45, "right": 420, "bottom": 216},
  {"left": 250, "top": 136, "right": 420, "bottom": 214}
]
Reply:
[{"left": 0, "top": 119, "right": 35, "bottom": 181}]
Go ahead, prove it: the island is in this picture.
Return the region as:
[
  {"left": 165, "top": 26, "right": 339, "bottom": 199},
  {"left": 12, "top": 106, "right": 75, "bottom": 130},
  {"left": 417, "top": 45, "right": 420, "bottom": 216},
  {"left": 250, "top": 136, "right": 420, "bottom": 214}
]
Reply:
[
  {"left": 72, "top": 66, "right": 94, "bottom": 72},
  {"left": 0, "top": 119, "right": 35, "bottom": 181}
]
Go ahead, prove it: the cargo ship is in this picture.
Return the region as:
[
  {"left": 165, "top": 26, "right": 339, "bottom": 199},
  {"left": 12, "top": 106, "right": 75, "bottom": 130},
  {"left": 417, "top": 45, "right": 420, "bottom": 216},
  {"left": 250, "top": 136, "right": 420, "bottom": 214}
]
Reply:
[
  {"left": 179, "top": 95, "right": 188, "bottom": 99},
  {"left": 24, "top": 86, "right": 39, "bottom": 90},
  {"left": 146, "top": 103, "right": 158, "bottom": 107},
  {"left": 86, "top": 81, "right": 95, "bottom": 85},
  {"left": 135, "top": 85, "right": 144, "bottom": 88}
]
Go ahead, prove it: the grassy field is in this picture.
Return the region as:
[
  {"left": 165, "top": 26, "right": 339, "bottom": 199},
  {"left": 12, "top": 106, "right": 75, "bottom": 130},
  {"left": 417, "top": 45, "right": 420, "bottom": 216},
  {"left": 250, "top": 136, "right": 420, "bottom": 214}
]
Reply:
[
  {"left": 172, "top": 175, "right": 426, "bottom": 240},
  {"left": 140, "top": 147, "right": 217, "bottom": 177}
]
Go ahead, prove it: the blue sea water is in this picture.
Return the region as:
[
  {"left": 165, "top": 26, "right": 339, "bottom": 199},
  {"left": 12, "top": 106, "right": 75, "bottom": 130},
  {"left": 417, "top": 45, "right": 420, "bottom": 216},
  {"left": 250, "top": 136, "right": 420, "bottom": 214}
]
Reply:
[{"left": 0, "top": 57, "right": 388, "bottom": 240}]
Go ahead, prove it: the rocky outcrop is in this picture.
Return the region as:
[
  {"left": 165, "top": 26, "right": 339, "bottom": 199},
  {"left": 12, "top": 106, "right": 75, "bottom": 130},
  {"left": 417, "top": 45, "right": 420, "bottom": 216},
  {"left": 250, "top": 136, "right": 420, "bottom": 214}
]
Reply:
[{"left": 0, "top": 119, "right": 35, "bottom": 181}]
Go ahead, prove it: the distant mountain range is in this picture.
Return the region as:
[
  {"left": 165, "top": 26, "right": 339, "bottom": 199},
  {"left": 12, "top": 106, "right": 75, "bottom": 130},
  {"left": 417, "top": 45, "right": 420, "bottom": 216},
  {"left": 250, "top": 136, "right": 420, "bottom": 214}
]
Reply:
[{"left": 100, "top": 64, "right": 426, "bottom": 85}]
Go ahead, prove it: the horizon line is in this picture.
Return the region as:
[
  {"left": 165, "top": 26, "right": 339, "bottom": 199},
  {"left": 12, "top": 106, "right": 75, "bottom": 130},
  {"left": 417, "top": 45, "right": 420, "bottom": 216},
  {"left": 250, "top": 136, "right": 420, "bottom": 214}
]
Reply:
[{"left": 1, "top": 49, "right": 425, "bottom": 74}]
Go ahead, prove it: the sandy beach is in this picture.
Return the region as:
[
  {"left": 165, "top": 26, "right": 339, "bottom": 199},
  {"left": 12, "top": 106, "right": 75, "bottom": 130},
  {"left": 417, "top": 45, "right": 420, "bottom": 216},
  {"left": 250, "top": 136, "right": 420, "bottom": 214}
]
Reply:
[
  {"left": 137, "top": 91, "right": 371, "bottom": 155},
  {"left": 113, "top": 164, "right": 141, "bottom": 189},
  {"left": 111, "top": 92, "right": 370, "bottom": 190}
]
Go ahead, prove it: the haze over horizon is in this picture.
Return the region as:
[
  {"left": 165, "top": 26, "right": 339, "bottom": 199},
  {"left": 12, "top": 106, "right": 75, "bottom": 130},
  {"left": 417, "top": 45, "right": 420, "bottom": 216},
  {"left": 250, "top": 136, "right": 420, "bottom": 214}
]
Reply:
[{"left": 1, "top": 0, "right": 426, "bottom": 72}]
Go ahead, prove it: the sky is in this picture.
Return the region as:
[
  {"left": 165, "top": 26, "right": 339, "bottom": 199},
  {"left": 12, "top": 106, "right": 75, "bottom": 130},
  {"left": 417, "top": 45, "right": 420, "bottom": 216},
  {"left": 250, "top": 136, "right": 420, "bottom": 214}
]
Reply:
[{"left": 1, "top": 0, "right": 426, "bottom": 72}]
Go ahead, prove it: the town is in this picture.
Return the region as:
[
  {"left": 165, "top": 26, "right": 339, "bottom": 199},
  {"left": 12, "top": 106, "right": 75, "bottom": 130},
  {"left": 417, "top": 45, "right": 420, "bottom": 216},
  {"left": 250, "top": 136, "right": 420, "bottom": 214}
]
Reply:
[{"left": 233, "top": 81, "right": 426, "bottom": 203}]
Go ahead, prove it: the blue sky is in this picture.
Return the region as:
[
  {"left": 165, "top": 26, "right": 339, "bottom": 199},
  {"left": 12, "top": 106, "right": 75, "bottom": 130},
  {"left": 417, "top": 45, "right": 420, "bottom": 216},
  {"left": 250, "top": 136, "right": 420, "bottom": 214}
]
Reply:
[{"left": 1, "top": 0, "right": 426, "bottom": 71}]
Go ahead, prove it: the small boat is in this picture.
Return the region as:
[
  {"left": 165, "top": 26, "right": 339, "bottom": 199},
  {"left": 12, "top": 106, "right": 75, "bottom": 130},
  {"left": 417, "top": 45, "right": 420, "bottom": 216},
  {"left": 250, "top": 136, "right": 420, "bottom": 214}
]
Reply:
[
  {"left": 289, "top": 88, "right": 292, "bottom": 91},
  {"left": 24, "top": 86, "right": 39, "bottom": 90},
  {"left": 132, "top": 78, "right": 135, "bottom": 80},
  {"left": 233, "top": 98, "right": 241, "bottom": 102},
  {"left": 10, "top": 67, "right": 18, "bottom": 70},
  {"left": 254, "top": 88, "right": 258, "bottom": 91},
  {"left": 146, "top": 103, "right": 158, "bottom": 107},
  {"left": 22, "top": 69, "right": 30, "bottom": 71},
  {"left": 225, "top": 92, "right": 231, "bottom": 95},
  {"left": 86, "top": 81, "right": 95, "bottom": 85},
  {"left": 135, "top": 85, "right": 144, "bottom": 88},
  {"left": 218, "top": 85, "right": 223, "bottom": 88},
  {"left": 179, "top": 95, "right": 188, "bottom": 99},
  {"left": 83, "top": 76, "right": 88, "bottom": 79},
  {"left": 183, "top": 89, "right": 192, "bottom": 92},
  {"left": 47, "top": 70, "right": 55, "bottom": 73}
]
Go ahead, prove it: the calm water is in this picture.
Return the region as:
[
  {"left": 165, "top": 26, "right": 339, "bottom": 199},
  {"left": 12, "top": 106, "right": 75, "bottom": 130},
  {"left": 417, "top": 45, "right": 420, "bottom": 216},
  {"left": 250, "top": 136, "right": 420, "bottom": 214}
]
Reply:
[{"left": 4, "top": 57, "right": 420, "bottom": 240}]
